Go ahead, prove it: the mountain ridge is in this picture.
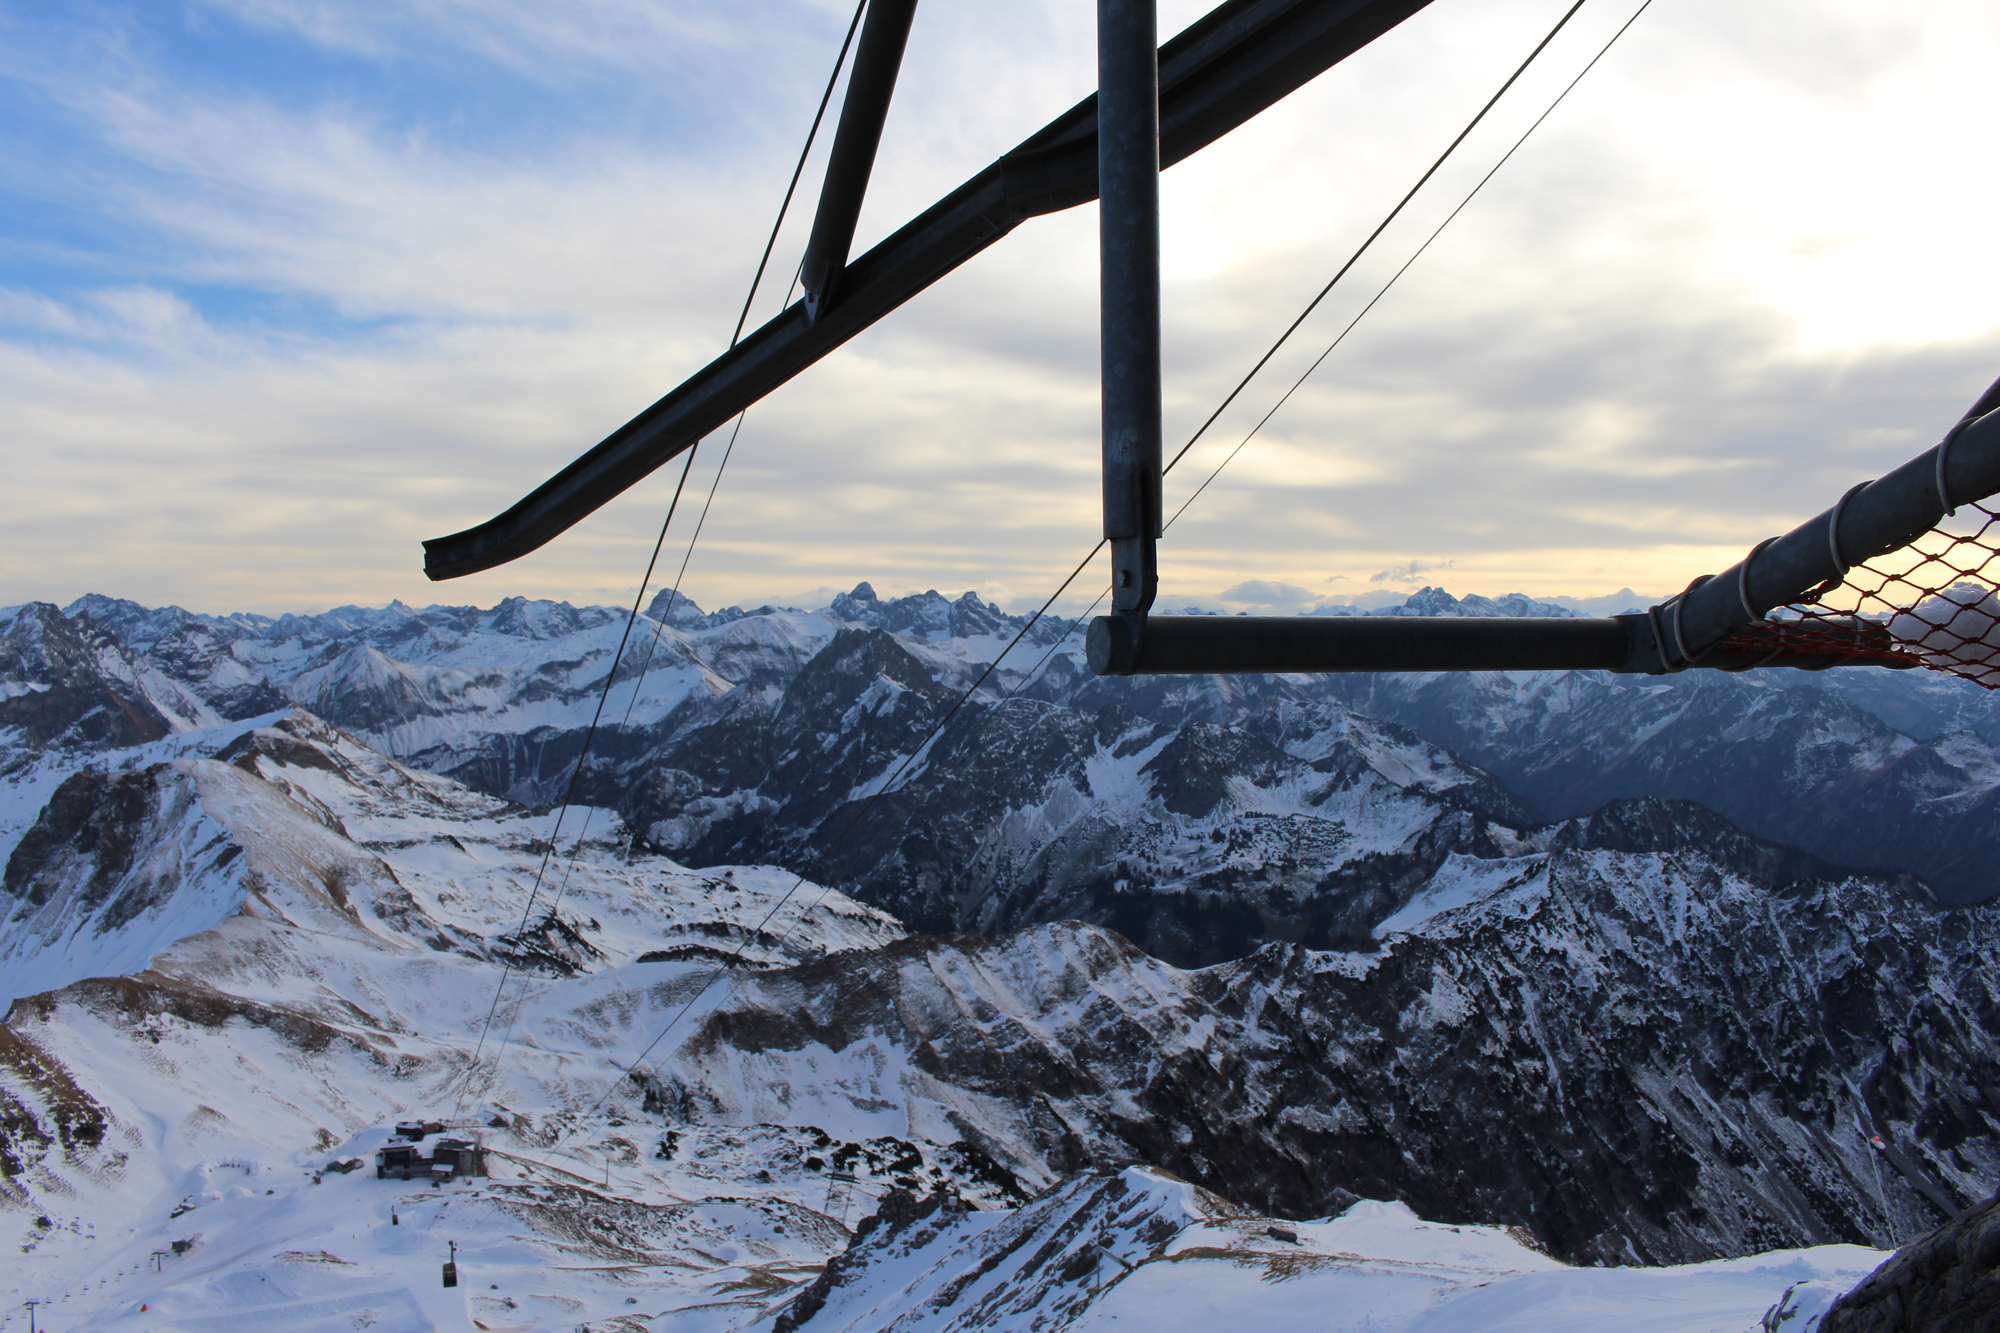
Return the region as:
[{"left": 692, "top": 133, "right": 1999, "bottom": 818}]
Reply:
[{"left": 9, "top": 585, "right": 1998, "bottom": 967}]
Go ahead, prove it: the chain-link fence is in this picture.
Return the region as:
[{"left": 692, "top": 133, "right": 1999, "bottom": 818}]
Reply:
[{"left": 1715, "top": 502, "right": 2000, "bottom": 687}]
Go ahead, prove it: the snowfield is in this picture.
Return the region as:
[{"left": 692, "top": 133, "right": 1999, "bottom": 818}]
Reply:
[{"left": 4, "top": 1135, "right": 1890, "bottom": 1333}]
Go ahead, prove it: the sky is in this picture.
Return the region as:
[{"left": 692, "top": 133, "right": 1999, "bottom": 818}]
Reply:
[{"left": 4, "top": 0, "right": 1999, "bottom": 618}]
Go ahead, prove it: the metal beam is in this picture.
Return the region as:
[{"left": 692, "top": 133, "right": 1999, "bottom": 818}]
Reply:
[
  {"left": 422, "top": 0, "right": 1438, "bottom": 580},
  {"left": 1085, "top": 612, "right": 1908, "bottom": 676},
  {"left": 801, "top": 0, "right": 921, "bottom": 322},
  {"left": 1089, "top": 377, "right": 2000, "bottom": 678},
  {"left": 1099, "top": 0, "right": 1162, "bottom": 618}
]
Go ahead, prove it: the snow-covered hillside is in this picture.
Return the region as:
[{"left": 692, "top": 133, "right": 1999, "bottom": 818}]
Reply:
[
  {"left": 1, "top": 710, "right": 902, "bottom": 1012},
  {"left": 762, "top": 1167, "right": 1885, "bottom": 1333},
  {"left": 0, "top": 710, "right": 971, "bottom": 1329}
]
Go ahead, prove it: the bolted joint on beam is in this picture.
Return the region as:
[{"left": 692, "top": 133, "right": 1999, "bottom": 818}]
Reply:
[{"left": 1107, "top": 532, "right": 1157, "bottom": 618}]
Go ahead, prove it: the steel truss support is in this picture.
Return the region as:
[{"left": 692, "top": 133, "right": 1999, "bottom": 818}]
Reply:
[
  {"left": 416, "top": 0, "right": 1998, "bottom": 690},
  {"left": 421, "top": 0, "right": 1438, "bottom": 581}
]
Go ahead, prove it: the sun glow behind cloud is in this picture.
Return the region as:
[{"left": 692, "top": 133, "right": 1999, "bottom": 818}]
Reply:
[{"left": 2, "top": 0, "right": 1998, "bottom": 618}]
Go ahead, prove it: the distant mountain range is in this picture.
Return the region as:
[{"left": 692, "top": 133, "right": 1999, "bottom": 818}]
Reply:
[{"left": 10, "top": 582, "right": 1997, "bottom": 956}]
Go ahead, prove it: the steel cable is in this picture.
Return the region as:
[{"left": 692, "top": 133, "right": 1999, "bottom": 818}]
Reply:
[
  {"left": 532, "top": 537, "right": 1106, "bottom": 1158},
  {"left": 1162, "top": 0, "right": 1588, "bottom": 479},
  {"left": 447, "top": 0, "right": 869, "bottom": 1122},
  {"left": 521, "top": 0, "right": 1657, "bottom": 1173},
  {"left": 1167, "top": 0, "right": 1658, "bottom": 528}
]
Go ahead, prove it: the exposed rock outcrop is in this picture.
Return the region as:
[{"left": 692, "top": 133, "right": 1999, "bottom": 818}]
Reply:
[{"left": 1820, "top": 1191, "right": 2000, "bottom": 1333}]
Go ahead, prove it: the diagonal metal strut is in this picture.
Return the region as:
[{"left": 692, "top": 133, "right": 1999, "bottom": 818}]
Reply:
[
  {"left": 421, "top": 0, "right": 1437, "bottom": 580},
  {"left": 801, "top": 0, "right": 921, "bottom": 322}
]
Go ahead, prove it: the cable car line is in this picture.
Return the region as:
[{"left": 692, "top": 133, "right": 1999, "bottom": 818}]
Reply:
[
  {"left": 1168, "top": 0, "right": 1658, "bottom": 530},
  {"left": 1161, "top": 0, "right": 1587, "bottom": 481},
  {"left": 448, "top": 463, "right": 696, "bottom": 1123},
  {"left": 534, "top": 536, "right": 1109, "bottom": 1158},
  {"left": 448, "top": 0, "right": 869, "bottom": 1121},
  {"left": 469, "top": 266, "right": 824, "bottom": 1099},
  {"left": 507, "top": 0, "right": 878, "bottom": 922},
  {"left": 734, "top": 1, "right": 872, "bottom": 346},
  {"left": 469, "top": 283, "right": 801, "bottom": 1089}
]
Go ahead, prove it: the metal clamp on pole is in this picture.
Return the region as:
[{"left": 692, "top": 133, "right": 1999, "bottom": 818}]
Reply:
[{"left": 1098, "top": 0, "right": 1163, "bottom": 660}]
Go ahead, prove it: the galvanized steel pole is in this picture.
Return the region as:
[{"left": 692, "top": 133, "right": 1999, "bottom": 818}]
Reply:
[{"left": 1099, "top": 0, "right": 1162, "bottom": 619}]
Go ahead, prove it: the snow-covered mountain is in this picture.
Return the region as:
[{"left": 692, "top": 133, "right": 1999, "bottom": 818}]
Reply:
[
  {"left": 764, "top": 1167, "right": 1885, "bottom": 1333},
  {"left": 1, "top": 697, "right": 1994, "bottom": 1326},
  {"left": 1323, "top": 656, "right": 2000, "bottom": 901},
  {"left": 4, "top": 585, "right": 1998, "bottom": 1328}
]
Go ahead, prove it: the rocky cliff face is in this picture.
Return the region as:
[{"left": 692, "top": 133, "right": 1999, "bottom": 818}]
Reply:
[
  {"left": 0, "top": 602, "right": 220, "bottom": 761},
  {"left": 1324, "top": 662, "right": 2000, "bottom": 901},
  {"left": 1818, "top": 1190, "right": 2000, "bottom": 1333},
  {"left": 666, "top": 798, "right": 1998, "bottom": 1266},
  {"left": 629, "top": 641, "right": 1541, "bottom": 967}
]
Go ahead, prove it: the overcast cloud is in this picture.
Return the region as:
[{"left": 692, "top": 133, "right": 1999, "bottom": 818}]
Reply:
[{"left": 3, "top": 0, "right": 1998, "bottom": 617}]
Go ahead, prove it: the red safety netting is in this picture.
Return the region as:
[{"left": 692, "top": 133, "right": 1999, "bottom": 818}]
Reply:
[{"left": 1712, "top": 501, "right": 2000, "bottom": 688}]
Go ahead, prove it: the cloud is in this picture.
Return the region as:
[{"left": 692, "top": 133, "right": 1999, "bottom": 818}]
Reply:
[
  {"left": 1217, "top": 580, "right": 1318, "bottom": 608},
  {"left": 1370, "top": 560, "right": 1457, "bottom": 587},
  {"left": 2, "top": 0, "right": 1999, "bottom": 617},
  {"left": 190, "top": 0, "right": 752, "bottom": 74}
]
